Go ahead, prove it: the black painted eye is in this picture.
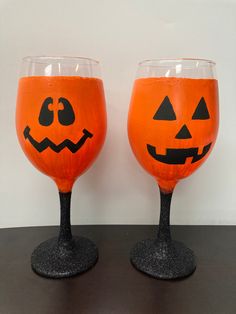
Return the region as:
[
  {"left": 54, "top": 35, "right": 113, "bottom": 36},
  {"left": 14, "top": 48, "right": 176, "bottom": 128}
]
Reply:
[
  {"left": 58, "top": 97, "right": 75, "bottom": 126},
  {"left": 192, "top": 97, "right": 210, "bottom": 120},
  {"left": 39, "top": 97, "right": 54, "bottom": 126},
  {"left": 153, "top": 96, "right": 176, "bottom": 120}
]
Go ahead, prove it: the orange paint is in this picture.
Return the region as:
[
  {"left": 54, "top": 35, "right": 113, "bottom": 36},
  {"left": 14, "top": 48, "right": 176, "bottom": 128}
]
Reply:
[
  {"left": 16, "top": 76, "right": 107, "bottom": 192},
  {"left": 128, "top": 78, "right": 219, "bottom": 193}
]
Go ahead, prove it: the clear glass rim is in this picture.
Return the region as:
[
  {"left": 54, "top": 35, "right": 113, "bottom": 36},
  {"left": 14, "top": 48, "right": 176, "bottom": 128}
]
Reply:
[
  {"left": 22, "top": 55, "right": 100, "bottom": 65},
  {"left": 138, "top": 58, "right": 216, "bottom": 67}
]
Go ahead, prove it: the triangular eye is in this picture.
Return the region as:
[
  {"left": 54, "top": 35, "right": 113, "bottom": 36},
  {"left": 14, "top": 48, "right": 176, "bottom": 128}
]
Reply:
[
  {"left": 192, "top": 97, "right": 210, "bottom": 120},
  {"left": 153, "top": 96, "right": 176, "bottom": 120}
]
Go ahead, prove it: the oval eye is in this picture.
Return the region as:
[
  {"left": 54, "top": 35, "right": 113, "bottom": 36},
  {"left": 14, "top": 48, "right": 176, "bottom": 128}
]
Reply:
[
  {"left": 58, "top": 97, "right": 75, "bottom": 126},
  {"left": 39, "top": 97, "right": 54, "bottom": 126},
  {"left": 153, "top": 96, "right": 176, "bottom": 120},
  {"left": 192, "top": 97, "right": 210, "bottom": 120}
]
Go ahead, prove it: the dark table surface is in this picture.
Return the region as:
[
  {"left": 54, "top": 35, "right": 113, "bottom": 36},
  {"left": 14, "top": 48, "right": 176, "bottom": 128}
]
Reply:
[{"left": 0, "top": 225, "right": 235, "bottom": 314}]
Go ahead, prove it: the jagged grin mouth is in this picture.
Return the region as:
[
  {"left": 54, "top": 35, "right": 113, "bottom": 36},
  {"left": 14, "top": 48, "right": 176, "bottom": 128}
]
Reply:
[
  {"left": 147, "top": 143, "right": 212, "bottom": 164},
  {"left": 23, "top": 126, "right": 93, "bottom": 153}
]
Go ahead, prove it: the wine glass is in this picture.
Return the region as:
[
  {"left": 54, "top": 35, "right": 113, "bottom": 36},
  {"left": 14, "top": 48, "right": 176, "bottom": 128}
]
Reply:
[
  {"left": 128, "top": 58, "right": 219, "bottom": 279},
  {"left": 16, "top": 56, "right": 107, "bottom": 278}
]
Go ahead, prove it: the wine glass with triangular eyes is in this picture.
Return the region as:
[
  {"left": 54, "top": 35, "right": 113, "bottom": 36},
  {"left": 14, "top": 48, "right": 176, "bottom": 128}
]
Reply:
[
  {"left": 128, "top": 58, "right": 219, "bottom": 279},
  {"left": 16, "top": 56, "right": 106, "bottom": 278}
]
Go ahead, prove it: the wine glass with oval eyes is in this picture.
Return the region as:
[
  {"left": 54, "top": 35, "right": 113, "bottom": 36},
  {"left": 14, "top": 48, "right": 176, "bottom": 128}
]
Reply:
[
  {"left": 16, "top": 56, "right": 107, "bottom": 278},
  {"left": 128, "top": 58, "right": 219, "bottom": 279}
]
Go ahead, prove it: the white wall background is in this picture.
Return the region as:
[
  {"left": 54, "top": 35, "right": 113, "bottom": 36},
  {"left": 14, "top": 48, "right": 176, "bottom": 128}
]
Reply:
[{"left": 0, "top": 0, "right": 235, "bottom": 227}]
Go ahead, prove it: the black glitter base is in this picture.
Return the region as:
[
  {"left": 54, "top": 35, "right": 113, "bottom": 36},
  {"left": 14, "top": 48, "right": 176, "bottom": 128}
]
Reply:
[
  {"left": 130, "top": 239, "right": 196, "bottom": 279},
  {"left": 31, "top": 236, "right": 98, "bottom": 279}
]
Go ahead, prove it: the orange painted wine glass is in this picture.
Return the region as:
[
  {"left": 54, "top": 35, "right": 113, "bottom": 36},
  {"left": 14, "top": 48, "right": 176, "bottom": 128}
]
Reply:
[
  {"left": 128, "top": 58, "right": 219, "bottom": 279},
  {"left": 16, "top": 56, "right": 107, "bottom": 278}
]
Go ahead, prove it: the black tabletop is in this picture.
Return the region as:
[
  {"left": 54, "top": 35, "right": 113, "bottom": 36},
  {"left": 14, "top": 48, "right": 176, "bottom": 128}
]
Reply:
[{"left": 0, "top": 225, "right": 235, "bottom": 314}]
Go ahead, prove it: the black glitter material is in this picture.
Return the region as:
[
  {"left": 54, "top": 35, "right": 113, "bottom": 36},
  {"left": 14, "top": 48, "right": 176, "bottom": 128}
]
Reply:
[
  {"left": 130, "top": 239, "right": 196, "bottom": 279},
  {"left": 31, "top": 236, "right": 98, "bottom": 279},
  {"left": 31, "top": 192, "right": 98, "bottom": 279},
  {"left": 130, "top": 190, "right": 196, "bottom": 279}
]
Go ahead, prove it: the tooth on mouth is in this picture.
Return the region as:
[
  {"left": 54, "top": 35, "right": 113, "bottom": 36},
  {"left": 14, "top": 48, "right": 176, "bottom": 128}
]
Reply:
[
  {"left": 197, "top": 146, "right": 204, "bottom": 155},
  {"left": 156, "top": 147, "right": 166, "bottom": 155}
]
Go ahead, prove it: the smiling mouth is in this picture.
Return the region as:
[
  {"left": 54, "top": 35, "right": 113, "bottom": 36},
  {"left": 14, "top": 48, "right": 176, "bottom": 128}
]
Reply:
[
  {"left": 23, "top": 126, "right": 93, "bottom": 153},
  {"left": 147, "top": 143, "right": 212, "bottom": 164}
]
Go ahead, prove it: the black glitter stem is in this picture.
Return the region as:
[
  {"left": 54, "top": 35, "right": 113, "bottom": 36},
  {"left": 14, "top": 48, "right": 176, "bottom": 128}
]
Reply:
[
  {"left": 31, "top": 191, "right": 98, "bottom": 278},
  {"left": 130, "top": 186, "right": 196, "bottom": 279},
  {"left": 58, "top": 192, "right": 72, "bottom": 244},
  {"left": 157, "top": 190, "right": 172, "bottom": 243}
]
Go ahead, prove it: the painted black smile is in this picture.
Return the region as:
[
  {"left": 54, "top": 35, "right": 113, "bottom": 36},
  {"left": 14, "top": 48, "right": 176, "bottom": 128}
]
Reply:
[
  {"left": 23, "top": 126, "right": 93, "bottom": 153},
  {"left": 147, "top": 143, "right": 212, "bottom": 164}
]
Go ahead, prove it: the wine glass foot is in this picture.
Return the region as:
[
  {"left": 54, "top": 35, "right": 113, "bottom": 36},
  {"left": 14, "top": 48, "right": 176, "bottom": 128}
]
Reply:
[
  {"left": 130, "top": 239, "right": 196, "bottom": 279},
  {"left": 31, "top": 236, "right": 98, "bottom": 279}
]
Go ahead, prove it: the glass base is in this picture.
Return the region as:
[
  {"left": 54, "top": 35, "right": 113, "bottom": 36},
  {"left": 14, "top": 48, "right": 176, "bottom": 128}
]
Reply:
[
  {"left": 130, "top": 239, "right": 196, "bottom": 279},
  {"left": 31, "top": 236, "right": 98, "bottom": 279}
]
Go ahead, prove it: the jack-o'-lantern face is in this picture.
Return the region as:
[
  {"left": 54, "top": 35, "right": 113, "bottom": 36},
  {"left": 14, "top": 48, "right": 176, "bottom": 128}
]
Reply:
[
  {"left": 128, "top": 77, "right": 219, "bottom": 192},
  {"left": 16, "top": 76, "right": 106, "bottom": 192},
  {"left": 147, "top": 95, "right": 212, "bottom": 164},
  {"left": 23, "top": 96, "right": 93, "bottom": 153}
]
